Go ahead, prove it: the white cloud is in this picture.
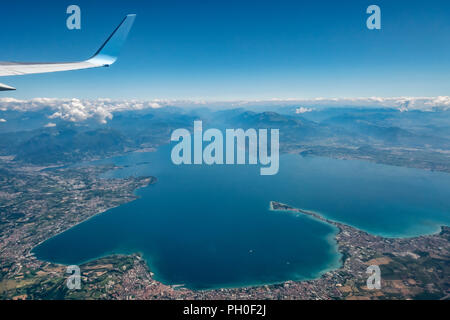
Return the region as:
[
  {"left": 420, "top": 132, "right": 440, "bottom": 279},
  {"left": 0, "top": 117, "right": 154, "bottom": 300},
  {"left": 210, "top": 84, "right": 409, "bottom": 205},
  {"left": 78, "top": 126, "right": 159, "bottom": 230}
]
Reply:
[
  {"left": 295, "top": 107, "right": 313, "bottom": 114},
  {"left": 0, "top": 118, "right": 6, "bottom": 123},
  {"left": 47, "top": 98, "right": 114, "bottom": 123},
  {"left": 44, "top": 122, "right": 56, "bottom": 127},
  {"left": 0, "top": 98, "right": 165, "bottom": 124}
]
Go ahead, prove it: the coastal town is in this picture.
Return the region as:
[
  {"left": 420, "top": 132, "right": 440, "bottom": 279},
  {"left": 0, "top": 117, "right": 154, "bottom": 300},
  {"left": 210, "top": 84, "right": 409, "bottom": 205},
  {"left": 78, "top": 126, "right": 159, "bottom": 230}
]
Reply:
[
  {"left": 0, "top": 157, "right": 155, "bottom": 298},
  {"left": 1, "top": 156, "right": 448, "bottom": 300}
]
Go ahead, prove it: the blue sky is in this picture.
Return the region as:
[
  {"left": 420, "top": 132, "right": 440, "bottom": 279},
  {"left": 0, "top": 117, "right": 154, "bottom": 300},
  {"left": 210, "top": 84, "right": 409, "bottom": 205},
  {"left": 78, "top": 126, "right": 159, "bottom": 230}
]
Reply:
[{"left": 1, "top": 0, "right": 449, "bottom": 100}]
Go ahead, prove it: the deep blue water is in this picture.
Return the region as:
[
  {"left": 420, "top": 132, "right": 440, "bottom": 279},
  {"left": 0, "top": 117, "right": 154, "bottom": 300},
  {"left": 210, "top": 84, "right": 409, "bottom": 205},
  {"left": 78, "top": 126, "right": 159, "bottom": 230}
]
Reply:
[{"left": 33, "top": 145, "right": 450, "bottom": 289}]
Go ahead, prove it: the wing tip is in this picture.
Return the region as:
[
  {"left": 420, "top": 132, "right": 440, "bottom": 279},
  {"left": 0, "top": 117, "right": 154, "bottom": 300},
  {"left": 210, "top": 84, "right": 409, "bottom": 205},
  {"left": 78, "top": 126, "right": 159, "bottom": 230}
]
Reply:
[
  {"left": 88, "top": 14, "right": 136, "bottom": 66},
  {"left": 0, "top": 83, "right": 16, "bottom": 91}
]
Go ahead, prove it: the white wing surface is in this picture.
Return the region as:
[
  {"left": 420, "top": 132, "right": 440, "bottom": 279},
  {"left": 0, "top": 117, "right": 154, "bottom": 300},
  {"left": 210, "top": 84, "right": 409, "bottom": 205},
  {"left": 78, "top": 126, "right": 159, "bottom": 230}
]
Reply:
[{"left": 0, "top": 14, "right": 136, "bottom": 91}]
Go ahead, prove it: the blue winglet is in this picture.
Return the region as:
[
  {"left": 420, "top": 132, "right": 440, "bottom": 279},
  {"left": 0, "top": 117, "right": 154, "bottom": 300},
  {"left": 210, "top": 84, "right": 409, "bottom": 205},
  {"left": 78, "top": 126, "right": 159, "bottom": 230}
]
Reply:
[{"left": 88, "top": 14, "right": 136, "bottom": 66}]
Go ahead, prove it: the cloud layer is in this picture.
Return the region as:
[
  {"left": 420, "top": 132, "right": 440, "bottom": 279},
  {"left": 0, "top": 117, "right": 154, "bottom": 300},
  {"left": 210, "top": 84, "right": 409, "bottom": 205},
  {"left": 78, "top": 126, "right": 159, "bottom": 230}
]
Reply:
[
  {"left": 0, "top": 96, "right": 449, "bottom": 124},
  {"left": 234, "top": 96, "right": 450, "bottom": 111},
  {"left": 0, "top": 98, "right": 165, "bottom": 124}
]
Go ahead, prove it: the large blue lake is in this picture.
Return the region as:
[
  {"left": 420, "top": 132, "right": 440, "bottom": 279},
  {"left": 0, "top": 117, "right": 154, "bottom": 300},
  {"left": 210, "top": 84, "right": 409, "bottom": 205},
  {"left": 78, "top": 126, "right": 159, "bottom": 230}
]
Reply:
[{"left": 33, "top": 145, "right": 450, "bottom": 289}]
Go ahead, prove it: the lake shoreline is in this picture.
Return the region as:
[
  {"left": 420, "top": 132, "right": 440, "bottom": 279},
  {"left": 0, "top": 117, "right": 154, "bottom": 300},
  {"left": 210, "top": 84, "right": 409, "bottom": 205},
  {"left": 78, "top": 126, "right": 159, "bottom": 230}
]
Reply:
[
  {"left": 29, "top": 200, "right": 450, "bottom": 299},
  {"left": 4, "top": 149, "right": 449, "bottom": 299}
]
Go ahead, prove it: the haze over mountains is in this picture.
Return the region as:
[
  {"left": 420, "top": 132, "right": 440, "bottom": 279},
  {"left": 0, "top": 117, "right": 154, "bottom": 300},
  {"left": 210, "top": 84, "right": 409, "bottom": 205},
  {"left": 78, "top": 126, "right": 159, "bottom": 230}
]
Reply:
[{"left": 0, "top": 99, "right": 449, "bottom": 173}]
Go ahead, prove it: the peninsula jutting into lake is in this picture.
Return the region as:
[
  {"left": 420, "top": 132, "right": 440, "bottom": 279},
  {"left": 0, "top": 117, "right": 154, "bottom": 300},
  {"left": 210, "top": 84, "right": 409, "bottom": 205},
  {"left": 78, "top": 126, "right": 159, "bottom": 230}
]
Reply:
[
  {"left": 1, "top": 104, "right": 450, "bottom": 300},
  {"left": 268, "top": 201, "right": 449, "bottom": 299}
]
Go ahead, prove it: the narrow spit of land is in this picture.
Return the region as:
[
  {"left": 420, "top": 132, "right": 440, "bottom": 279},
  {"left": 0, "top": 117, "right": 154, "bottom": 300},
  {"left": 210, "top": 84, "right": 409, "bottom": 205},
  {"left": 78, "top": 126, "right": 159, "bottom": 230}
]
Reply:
[{"left": 264, "top": 201, "right": 450, "bottom": 300}]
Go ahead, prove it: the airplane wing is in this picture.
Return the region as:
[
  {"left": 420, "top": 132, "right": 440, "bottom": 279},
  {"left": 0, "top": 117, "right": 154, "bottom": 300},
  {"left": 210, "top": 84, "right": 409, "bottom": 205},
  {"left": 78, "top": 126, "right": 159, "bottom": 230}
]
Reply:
[{"left": 0, "top": 14, "right": 136, "bottom": 91}]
